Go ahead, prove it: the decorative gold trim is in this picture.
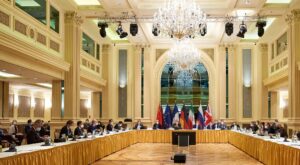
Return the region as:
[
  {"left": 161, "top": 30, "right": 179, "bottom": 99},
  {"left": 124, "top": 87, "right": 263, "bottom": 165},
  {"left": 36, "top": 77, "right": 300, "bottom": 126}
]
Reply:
[{"left": 298, "top": 62, "right": 300, "bottom": 71}]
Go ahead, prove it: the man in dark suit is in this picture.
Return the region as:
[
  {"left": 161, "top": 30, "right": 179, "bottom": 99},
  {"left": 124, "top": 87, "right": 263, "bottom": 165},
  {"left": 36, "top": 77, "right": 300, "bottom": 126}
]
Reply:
[
  {"left": 206, "top": 122, "right": 213, "bottom": 130},
  {"left": 74, "top": 121, "right": 83, "bottom": 136},
  {"left": 114, "top": 121, "right": 123, "bottom": 130},
  {"left": 153, "top": 120, "right": 162, "bottom": 130},
  {"left": 297, "top": 131, "right": 300, "bottom": 140},
  {"left": 59, "top": 120, "right": 74, "bottom": 138},
  {"left": 133, "top": 119, "right": 144, "bottom": 130},
  {"left": 24, "top": 119, "right": 32, "bottom": 135},
  {"left": 27, "top": 119, "right": 45, "bottom": 144},
  {"left": 172, "top": 121, "right": 182, "bottom": 130},
  {"left": 88, "top": 120, "right": 98, "bottom": 133},
  {"left": 97, "top": 121, "right": 105, "bottom": 130},
  {"left": 220, "top": 120, "right": 227, "bottom": 130},
  {"left": 106, "top": 119, "right": 114, "bottom": 131}
]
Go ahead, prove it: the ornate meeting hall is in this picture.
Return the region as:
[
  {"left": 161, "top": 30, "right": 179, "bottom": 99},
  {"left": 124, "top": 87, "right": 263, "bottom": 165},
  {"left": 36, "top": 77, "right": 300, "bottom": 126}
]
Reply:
[{"left": 1, "top": 0, "right": 300, "bottom": 164}]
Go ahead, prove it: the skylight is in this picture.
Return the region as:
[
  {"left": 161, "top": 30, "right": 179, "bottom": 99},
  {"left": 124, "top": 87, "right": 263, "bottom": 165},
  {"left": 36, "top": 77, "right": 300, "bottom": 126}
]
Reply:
[
  {"left": 0, "top": 71, "right": 21, "bottom": 78},
  {"left": 15, "top": 0, "right": 40, "bottom": 7},
  {"left": 265, "top": 0, "right": 292, "bottom": 4},
  {"left": 74, "top": 0, "right": 101, "bottom": 6}
]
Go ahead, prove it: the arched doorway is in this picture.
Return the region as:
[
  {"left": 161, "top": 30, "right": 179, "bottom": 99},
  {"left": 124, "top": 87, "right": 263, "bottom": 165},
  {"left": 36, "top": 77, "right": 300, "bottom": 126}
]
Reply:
[{"left": 160, "top": 63, "right": 209, "bottom": 110}]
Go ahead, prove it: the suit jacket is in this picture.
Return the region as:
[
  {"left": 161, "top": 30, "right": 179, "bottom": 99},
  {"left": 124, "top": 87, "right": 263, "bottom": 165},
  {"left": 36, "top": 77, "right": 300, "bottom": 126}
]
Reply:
[
  {"left": 59, "top": 126, "right": 73, "bottom": 138},
  {"left": 96, "top": 124, "right": 105, "bottom": 130},
  {"left": 133, "top": 123, "right": 144, "bottom": 129},
  {"left": 24, "top": 125, "right": 32, "bottom": 135},
  {"left": 220, "top": 124, "right": 227, "bottom": 130},
  {"left": 106, "top": 124, "right": 113, "bottom": 131},
  {"left": 88, "top": 125, "right": 97, "bottom": 133},
  {"left": 153, "top": 123, "right": 161, "bottom": 130},
  {"left": 297, "top": 132, "right": 300, "bottom": 140},
  {"left": 172, "top": 123, "right": 182, "bottom": 130},
  {"left": 206, "top": 125, "right": 213, "bottom": 130},
  {"left": 74, "top": 127, "right": 83, "bottom": 136},
  {"left": 27, "top": 128, "right": 44, "bottom": 144},
  {"left": 114, "top": 124, "right": 122, "bottom": 130}
]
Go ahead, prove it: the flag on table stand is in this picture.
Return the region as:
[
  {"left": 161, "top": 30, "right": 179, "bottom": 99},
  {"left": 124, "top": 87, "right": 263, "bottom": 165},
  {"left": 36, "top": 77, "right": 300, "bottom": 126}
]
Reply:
[
  {"left": 164, "top": 104, "right": 172, "bottom": 128},
  {"left": 197, "top": 104, "right": 205, "bottom": 129},
  {"left": 204, "top": 105, "right": 213, "bottom": 126},
  {"left": 188, "top": 106, "right": 195, "bottom": 129},
  {"left": 183, "top": 105, "right": 190, "bottom": 129},
  {"left": 156, "top": 104, "right": 164, "bottom": 127},
  {"left": 172, "top": 104, "right": 179, "bottom": 124},
  {"left": 180, "top": 105, "right": 186, "bottom": 128}
]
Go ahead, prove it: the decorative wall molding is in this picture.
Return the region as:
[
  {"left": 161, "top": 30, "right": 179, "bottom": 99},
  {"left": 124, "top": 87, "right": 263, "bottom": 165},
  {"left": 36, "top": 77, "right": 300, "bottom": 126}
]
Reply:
[{"left": 285, "top": 9, "right": 300, "bottom": 24}]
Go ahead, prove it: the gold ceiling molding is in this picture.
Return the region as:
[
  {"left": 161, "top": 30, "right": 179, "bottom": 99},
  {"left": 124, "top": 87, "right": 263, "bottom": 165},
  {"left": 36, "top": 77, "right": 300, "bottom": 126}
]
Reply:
[
  {"left": 65, "top": 12, "right": 84, "bottom": 25},
  {"left": 285, "top": 9, "right": 300, "bottom": 24}
]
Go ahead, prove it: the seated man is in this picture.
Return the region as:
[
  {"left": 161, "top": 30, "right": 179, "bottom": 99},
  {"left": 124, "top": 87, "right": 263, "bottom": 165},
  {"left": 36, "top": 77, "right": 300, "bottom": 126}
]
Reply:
[
  {"left": 106, "top": 119, "right": 114, "bottom": 131},
  {"left": 297, "top": 131, "right": 300, "bottom": 140},
  {"left": 219, "top": 120, "right": 227, "bottom": 130},
  {"left": 133, "top": 119, "right": 144, "bottom": 130},
  {"left": 74, "top": 121, "right": 84, "bottom": 136},
  {"left": 96, "top": 121, "right": 105, "bottom": 130},
  {"left": 206, "top": 122, "right": 213, "bottom": 130},
  {"left": 172, "top": 120, "right": 182, "bottom": 130},
  {"left": 27, "top": 119, "right": 45, "bottom": 144},
  {"left": 88, "top": 120, "right": 98, "bottom": 134},
  {"left": 153, "top": 120, "right": 162, "bottom": 130},
  {"left": 230, "top": 122, "right": 240, "bottom": 130},
  {"left": 114, "top": 121, "right": 123, "bottom": 130},
  {"left": 59, "top": 120, "right": 74, "bottom": 138}
]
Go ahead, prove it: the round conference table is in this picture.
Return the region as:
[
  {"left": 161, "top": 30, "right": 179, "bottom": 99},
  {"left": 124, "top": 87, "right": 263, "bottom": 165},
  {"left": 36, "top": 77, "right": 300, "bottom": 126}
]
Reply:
[{"left": 0, "top": 130, "right": 299, "bottom": 165}]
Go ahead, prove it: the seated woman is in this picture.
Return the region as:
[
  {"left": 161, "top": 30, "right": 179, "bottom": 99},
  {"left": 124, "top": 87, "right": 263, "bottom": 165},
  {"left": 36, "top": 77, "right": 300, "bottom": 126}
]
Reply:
[
  {"left": 59, "top": 120, "right": 74, "bottom": 139},
  {"left": 133, "top": 119, "right": 144, "bottom": 130},
  {"left": 74, "top": 121, "right": 84, "bottom": 136},
  {"left": 172, "top": 121, "right": 182, "bottom": 130}
]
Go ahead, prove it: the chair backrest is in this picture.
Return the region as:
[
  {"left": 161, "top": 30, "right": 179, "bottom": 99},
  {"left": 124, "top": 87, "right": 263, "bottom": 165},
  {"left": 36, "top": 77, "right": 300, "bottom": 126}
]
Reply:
[{"left": 124, "top": 118, "right": 132, "bottom": 122}]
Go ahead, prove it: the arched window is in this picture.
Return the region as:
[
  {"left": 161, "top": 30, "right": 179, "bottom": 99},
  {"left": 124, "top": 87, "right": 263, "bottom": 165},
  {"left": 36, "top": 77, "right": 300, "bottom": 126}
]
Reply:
[{"left": 160, "top": 63, "right": 209, "bottom": 110}]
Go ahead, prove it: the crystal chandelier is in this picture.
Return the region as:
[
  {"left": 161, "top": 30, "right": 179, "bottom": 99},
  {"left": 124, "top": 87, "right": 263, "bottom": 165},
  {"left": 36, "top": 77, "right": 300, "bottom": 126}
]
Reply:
[
  {"left": 176, "top": 70, "right": 193, "bottom": 87},
  {"left": 153, "top": 0, "right": 207, "bottom": 39},
  {"left": 167, "top": 39, "right": 199, "bottom": 73}
]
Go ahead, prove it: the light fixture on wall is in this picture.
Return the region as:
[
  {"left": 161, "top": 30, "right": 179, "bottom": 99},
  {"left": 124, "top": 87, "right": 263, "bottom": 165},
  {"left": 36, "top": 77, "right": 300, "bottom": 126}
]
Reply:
[{"left": 119, "top": 80, "right": 126, "bottom": 88}]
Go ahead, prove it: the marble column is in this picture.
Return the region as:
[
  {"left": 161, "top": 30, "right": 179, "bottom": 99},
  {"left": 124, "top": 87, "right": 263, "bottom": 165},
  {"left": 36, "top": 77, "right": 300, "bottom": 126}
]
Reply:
[
  {"left": 51, "top": 80, "right": 62, "bottom": 120},
  {"left": 227, "top": 45, "right": 237, "bottom": 121},
  {"left": 63, "top": 12, "right": 83, "bottom": 120},
  {"left": 287, "top": 9, "right": 300, "bottom": 128},
  {"left": 92, "top": 92, "right": 100, "bottom": 120},
  {"left": 218, "top": 45, "right": 226, "bottom": 120},
  {"left": 0, "top": 81, "right": 9, "bottom": 118},
  {"left": 134, "top": 46, "right": 142, "bottom": 121},
  {"left": 259, "top": 44, "right": 270, "bottom": 120}
]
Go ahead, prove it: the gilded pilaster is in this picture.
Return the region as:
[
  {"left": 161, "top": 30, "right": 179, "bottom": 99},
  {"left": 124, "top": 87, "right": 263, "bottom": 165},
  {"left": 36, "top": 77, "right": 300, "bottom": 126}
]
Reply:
[
  {"left": 64, "top": 12, "right": 83, "bottom": 120},
  {"left": 287, "top": 9, "right": 300, "bottom": 128}
]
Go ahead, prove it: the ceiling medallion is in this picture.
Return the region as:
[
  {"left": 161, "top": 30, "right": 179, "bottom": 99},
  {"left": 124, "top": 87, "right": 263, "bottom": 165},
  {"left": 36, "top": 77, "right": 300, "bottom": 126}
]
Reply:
[
  {"left": 152, "top": 0, "right": 207, "bottom": 39},
  {"left": 167, "top": 39, "right": 200, "bottom": 73}
]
